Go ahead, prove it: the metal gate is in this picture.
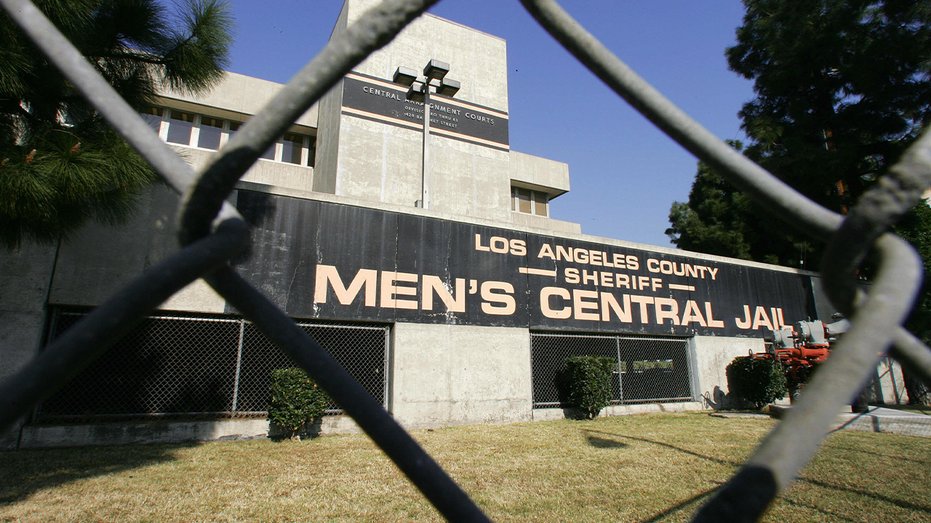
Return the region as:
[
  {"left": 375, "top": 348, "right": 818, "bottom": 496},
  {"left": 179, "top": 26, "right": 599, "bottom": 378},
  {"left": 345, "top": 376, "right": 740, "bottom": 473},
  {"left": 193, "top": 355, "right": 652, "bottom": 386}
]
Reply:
[
  {"left": 531, "top": 332, "right": 694, "bottom": 408},
  {"left": 36, "top": 309, "right": 390, "bottom": 423}
]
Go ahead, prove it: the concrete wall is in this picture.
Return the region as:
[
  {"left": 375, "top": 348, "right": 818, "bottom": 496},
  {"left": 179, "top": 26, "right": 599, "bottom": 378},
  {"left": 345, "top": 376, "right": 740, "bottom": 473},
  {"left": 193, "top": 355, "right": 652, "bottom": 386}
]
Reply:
[
  {"left": 510, "top": 212, "right": 582, "bottom": 235},
  {"left": 48, "top": 184, "right": 225, "bottom": 313},
  {"left": 867, "top": 357, "right": 909, "bottom": 405},
  {"left": 318, "top": 0, "right": 526, "bottom": 225},
  {"left": 346, "top": 0, "right": 509, "bottom": 111},
  {"left": 158, "top": 71, "right": 317, "bottom": 129},
  {"left": 691, "top": 335, "right": 765, "bottom": 409},
  {"left": 509, "top": 151, "right": 570, "bottom": 197},
  {"left": 0, "top": 242, "right": 59, "bottom": 448},
  {"left": 313, "top": 0, "right": 349, "bottom": 194},
  {"left": 174, "top": 147, "right": 315, "bottom": 194},
  {"left": 390, "top": 323, "right": 533, "bottom": 429},
  {"left": 0, "top": 242, "right": 57, "bottom": 382},
  {"left": 19, "top": 416, "right": 362, "bottom": 448}
]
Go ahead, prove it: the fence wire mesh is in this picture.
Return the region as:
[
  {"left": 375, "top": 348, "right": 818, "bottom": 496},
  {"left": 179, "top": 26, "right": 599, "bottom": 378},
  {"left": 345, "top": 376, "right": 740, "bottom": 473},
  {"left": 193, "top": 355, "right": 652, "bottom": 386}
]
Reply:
[
  {"left": 530, "top": 333, "right": 693, "bottom": 408},
  {"left": 2, "top": 0, "right": 931, "bottom": 521},
  {"left": 37, "top": 310, "right": 389, "bottom": 422}
]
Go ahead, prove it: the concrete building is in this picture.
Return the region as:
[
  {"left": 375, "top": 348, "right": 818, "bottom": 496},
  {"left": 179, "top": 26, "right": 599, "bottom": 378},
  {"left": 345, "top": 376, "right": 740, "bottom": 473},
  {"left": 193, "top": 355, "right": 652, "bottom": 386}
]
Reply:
[{"left": 0, "top": 0, "right": 909, "bottom": 448}]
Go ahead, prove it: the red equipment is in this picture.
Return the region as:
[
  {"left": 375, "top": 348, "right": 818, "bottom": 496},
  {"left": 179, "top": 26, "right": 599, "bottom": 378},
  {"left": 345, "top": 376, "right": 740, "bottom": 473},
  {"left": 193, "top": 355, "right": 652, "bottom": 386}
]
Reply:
[{"left": 759, "top": 318, "right": 849, "bottom": 389}]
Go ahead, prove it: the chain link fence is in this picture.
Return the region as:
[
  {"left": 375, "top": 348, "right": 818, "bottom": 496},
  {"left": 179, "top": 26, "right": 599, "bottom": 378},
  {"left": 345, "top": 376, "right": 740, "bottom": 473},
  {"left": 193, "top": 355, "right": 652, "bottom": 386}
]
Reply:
[
  {"left": 531, "top": 332, "right": 693, "bottom": 408},
  {"left": 2, "top": 0, "right": 931, "bottom": 521},
  {"left": 36, "top": 310, "right": 389, "bottom": 423}
]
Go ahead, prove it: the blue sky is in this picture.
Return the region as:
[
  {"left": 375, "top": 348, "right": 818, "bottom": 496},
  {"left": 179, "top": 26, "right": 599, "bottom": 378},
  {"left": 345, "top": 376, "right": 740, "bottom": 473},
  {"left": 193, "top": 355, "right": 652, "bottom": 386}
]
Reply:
[{"left": 224, "top": 0, "right": 755, "bottom": 248}]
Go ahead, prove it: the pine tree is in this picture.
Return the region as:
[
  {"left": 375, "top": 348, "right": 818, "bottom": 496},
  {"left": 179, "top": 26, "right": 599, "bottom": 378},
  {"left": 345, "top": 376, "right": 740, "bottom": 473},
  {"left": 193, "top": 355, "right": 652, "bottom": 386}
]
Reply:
[
  {"left": 668, "top": 0, "right": 931, "bottom": 268},
  {"left": 0, "top": 0, "right": 234, "bottom": 248}
]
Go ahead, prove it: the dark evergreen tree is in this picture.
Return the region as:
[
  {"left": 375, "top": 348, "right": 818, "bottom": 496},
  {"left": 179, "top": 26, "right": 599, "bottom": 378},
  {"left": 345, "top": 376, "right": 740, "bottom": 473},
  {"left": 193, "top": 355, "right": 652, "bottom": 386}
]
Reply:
[
  {"left": 0, "top": 0, "right": 234, "bottom": 248},
  {"left": 666, "top": 141, "right": 819, "bottom": 267},
  {"left": 669, "top": 0, "right": 931, "bottom": 268}
]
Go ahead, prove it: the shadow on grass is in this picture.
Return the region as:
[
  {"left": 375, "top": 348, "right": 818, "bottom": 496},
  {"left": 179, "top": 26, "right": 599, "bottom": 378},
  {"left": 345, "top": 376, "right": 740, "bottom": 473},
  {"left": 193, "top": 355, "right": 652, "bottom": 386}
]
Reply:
[
  {"left": 821, "top": 441, "right": 931, "bottom": 464},
  {"left": 584, "top": 428, "right": 739, "bottom": 467},
  {"left": 0, "top": 442, "right": 198, "bottom": 505},
  {"left": 584, "top": 432, "right": 628, "bottom": 449},
  {"left": 778, "top": 496, "right": 861, "bottom": 522},
  {"left": 638, "top": 485, "right": 722, "bottom": 523},
  {"left": 585, "top": 427, "right": 931, "bottom": 521},
  {"left": 798, "top": 477, "right": 931, "bottom": 515}
]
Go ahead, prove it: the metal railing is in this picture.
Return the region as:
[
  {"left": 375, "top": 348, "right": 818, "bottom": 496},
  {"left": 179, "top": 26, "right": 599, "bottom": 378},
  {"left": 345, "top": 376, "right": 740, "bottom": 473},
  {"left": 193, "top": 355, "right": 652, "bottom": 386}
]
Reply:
[{"left": 1, "top": 0, "right": 930, "bottom": 521}]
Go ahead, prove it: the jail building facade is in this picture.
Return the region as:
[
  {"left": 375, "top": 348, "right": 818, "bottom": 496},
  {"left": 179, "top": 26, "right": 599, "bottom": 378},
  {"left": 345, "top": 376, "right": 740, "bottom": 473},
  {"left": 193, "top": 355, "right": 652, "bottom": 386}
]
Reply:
[{"left": 0, "top": 0, "right": 908, "bottom": 447}]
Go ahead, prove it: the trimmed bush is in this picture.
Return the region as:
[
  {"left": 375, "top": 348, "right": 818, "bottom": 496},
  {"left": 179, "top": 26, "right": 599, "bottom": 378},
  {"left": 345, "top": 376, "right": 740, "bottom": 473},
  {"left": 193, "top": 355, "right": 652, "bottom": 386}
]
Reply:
[
  {"left": 726, "top": 356, "right": 787, "bottom": 409},
  {"left": 565, "top": 355, "right": 616, "bottom": 419},
  {"left": 268, "top": 367, "right": 329, "bottom": 440}
]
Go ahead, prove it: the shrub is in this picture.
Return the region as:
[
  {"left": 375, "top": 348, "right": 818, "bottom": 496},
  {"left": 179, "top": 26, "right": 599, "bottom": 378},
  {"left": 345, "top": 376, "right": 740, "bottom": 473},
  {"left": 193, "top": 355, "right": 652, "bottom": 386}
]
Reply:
[
  {"left": 726, "top": 356, "right": 787, "bottom": 409},
  {"left": 565, "top": 355, "right": 616, "bottom": 419},
  {"left": 268, "top": 367, "right": 329, "bottom": 440}
]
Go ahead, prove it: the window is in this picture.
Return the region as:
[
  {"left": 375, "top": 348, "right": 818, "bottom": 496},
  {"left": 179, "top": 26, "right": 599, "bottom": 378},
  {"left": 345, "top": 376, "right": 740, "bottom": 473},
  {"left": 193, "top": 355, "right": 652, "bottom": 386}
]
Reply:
[
  {"left": 512, "top": 186, "right": 548, "bottom": 217},
  {"left": 198, "top": 117, "right": 223, "bottom": 150},
  {"left": 144, "top": 107, "right": 315, "bottom": 168},
  {"left": 141, "top": 107, "right": 164, "bottom": 133},
  {"left": 260, "top": 143, "right": 276, "bottom": 160},
  {"left": 166, "top": 110, "right": 195, "bottom": 145},
  {"left": 282, "top": 133, "right": 305, "bottom": 165}
]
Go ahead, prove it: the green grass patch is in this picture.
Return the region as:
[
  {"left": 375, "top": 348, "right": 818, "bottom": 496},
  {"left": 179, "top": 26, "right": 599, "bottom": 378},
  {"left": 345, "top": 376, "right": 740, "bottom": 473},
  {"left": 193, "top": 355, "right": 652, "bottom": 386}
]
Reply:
[{"left": 1, "top": 412, "right": 929, "bottom": 522}]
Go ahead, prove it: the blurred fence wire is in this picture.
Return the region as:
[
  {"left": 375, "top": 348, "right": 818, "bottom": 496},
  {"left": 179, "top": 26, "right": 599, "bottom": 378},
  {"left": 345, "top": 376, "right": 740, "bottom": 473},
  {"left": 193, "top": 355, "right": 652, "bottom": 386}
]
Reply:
[{"left": 2, "top": 0, "right": 931, "bottom": 521}]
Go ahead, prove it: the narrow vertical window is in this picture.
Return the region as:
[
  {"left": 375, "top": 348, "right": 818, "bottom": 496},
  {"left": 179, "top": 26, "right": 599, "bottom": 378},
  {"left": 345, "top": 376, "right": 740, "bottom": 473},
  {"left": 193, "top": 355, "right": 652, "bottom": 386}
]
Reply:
[
  {"left": 282, "top": 133, "right": 304, "bottom": 165},
  {"left": 141, "top": 107, "right": 164, "bottom": 133},
  {"left": 198, "top": 117, "right": 223, "bottom": 150},
  {"left": 260, "top": 141, "right": 276, "bottom": 160},
  {"left": 166, "top": 110, "right": 195, "bottom": 145},
  {"left": 307, "top": 136, "right": 316, "bottom": 168},
  {"left": 517, "top": 188, "right": 532, "bottom": 214},
  {"left": 534, "top": 192, "right": 548, "bottom": 217}
]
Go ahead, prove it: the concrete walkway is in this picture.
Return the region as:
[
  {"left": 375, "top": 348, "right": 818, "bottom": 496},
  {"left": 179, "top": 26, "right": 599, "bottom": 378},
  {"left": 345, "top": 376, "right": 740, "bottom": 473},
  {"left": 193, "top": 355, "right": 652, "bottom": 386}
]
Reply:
[
  {"left": 832, "top": 406, "right": 931, "bottom": 438},
  {"left": 766, "top": 405, "right": 931, "bottom": 438},
  {"left": 714, "top": 406, "right": 931, "bottom": 438}
]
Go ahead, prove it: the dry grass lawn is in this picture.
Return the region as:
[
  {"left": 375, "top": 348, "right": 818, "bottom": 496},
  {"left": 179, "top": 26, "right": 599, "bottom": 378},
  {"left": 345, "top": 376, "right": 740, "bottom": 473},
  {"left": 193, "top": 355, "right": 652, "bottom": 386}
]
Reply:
[{"left": 1, "top": 412, "right": 930, "bottom": 522}]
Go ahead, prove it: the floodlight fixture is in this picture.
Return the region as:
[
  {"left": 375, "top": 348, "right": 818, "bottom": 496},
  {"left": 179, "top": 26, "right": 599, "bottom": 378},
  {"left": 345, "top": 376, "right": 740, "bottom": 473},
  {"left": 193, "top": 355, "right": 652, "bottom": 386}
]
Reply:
[
  {"left": 407, "top": 81, "right": 425, "bottom": 103},
  {"left": 423, "top": 59, "right": 450, "bottom": 81},
  {"left": 436, "top": 78, "right": 460, "bottom": 98},
  {"left": 393, "top": 66, "right": 418, "bottom": 87}
]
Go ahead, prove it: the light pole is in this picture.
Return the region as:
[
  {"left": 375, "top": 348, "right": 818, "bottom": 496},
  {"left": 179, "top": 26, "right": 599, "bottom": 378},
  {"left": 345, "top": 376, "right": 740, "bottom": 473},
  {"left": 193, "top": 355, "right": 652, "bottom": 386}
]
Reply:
[{"left": 392, "top": 59, "right": 460, "bottom": 209}]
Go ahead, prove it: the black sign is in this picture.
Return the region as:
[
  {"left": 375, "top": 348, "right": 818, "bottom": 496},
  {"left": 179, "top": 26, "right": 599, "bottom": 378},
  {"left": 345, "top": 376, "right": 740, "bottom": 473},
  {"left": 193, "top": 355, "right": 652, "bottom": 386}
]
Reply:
[
  {"left": 233, "top": 191, "right": 817, "bottom": 337},
  {"left": 341, "top": 73, "right": 510, "bottom": 150}
]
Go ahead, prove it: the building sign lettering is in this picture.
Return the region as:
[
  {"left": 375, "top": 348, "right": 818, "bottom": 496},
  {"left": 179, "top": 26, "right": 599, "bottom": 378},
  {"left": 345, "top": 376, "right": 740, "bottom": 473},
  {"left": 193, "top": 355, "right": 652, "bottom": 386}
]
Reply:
[
  {"left": 234, "top": 191, "right": 816, "bottom": 337},
  {"left": 341, "top": 72, "right": 509, "bottom": 150}
]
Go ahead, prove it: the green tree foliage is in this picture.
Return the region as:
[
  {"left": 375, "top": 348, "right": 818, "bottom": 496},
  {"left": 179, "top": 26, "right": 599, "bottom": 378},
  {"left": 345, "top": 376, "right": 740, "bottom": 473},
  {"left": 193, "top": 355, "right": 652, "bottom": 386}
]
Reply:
[
  {"left": 564, "top": 355, "right": 615, "bottom": 419},
  {"left": 668, "top": 0, "right": 931, "bottom": 268},
  {"left": 666, "top": 140, "right": 818, "bottom": 265},
  {"left": 893, "top": 202, "right": 931, "bottom": 342},
  {"left": 0, "top": 0, "right": 234, "bottom": 248},
  {"left": 268, "top": 367, "right": 329, "bottom": 441},
  {"left": 726, "top": 356, "right": 787, "bottom": 410},
  {"left": 892, "top": 201, "right": 931, "bottom": 404}
]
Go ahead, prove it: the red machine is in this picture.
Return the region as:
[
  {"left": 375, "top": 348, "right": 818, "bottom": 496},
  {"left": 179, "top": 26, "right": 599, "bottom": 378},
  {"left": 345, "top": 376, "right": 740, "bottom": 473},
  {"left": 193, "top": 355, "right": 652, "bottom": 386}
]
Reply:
[{"left": 760, "top": 318, "right": 850, "bottom": 390}]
